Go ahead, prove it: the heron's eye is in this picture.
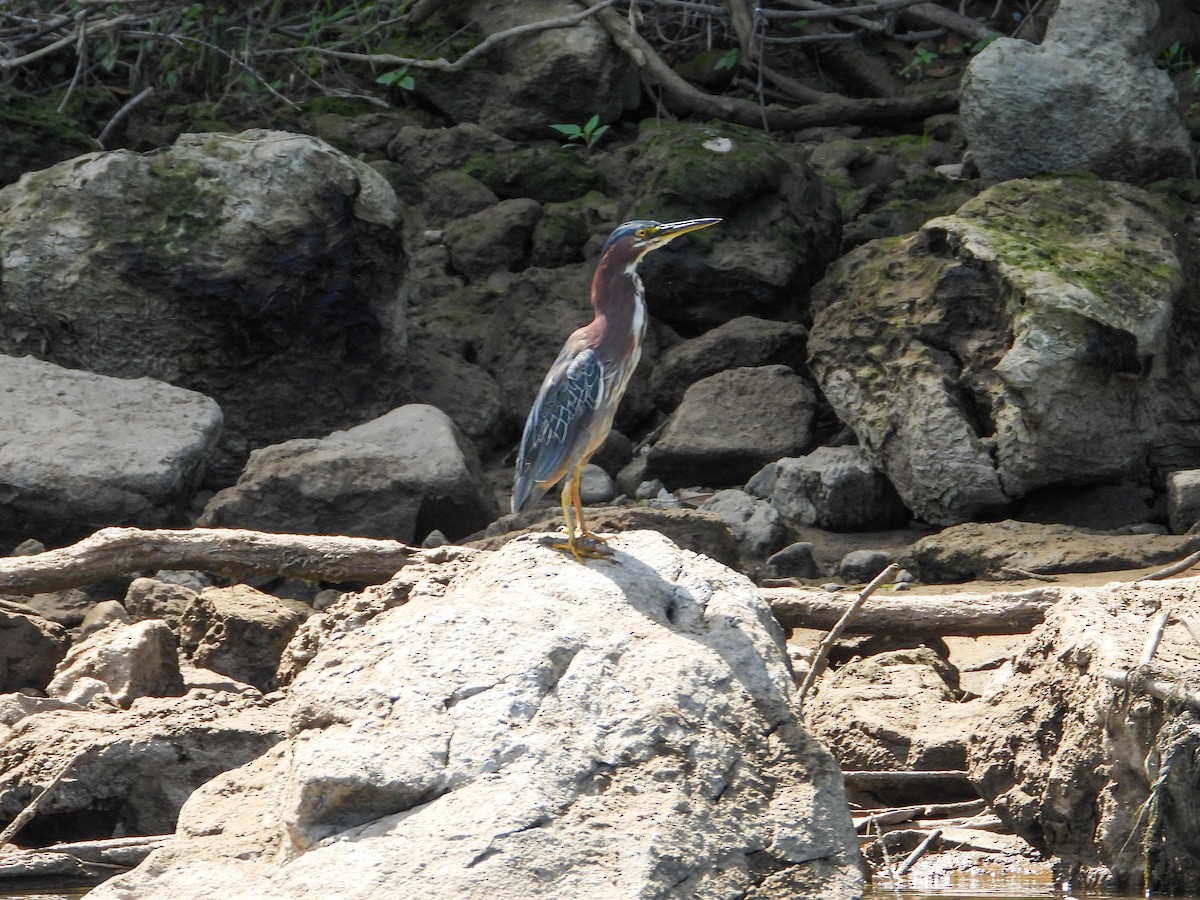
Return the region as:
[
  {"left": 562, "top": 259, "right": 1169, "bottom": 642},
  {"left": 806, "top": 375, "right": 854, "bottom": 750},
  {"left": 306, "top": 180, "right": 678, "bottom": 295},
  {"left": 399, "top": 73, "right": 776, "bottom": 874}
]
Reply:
[{"left": 635, "top": 227, "right": 650, "bottom": 239}]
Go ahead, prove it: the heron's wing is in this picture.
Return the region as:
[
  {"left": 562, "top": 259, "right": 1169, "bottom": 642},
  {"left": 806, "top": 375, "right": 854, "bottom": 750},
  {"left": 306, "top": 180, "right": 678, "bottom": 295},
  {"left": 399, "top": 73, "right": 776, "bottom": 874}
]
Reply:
[{"left": 513, "top": 344, "right": 604, "bottom": 512}]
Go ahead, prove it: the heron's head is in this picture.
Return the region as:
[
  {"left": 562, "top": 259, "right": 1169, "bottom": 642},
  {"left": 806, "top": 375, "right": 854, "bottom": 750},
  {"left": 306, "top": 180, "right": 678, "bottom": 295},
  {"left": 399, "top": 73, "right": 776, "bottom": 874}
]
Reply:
[{"left": 600, "top": 217, "right": 721, "bottom": 270}]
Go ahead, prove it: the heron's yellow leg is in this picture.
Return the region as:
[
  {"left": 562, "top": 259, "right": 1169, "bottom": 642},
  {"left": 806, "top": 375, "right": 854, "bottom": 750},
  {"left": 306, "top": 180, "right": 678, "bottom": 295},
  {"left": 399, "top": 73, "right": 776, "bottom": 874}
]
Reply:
[
  {"left": 570, "top": 466, "right": 608, "bottom": 544},
  {"left": 549, "top": 468, "right": 609, "bottom": 562}
]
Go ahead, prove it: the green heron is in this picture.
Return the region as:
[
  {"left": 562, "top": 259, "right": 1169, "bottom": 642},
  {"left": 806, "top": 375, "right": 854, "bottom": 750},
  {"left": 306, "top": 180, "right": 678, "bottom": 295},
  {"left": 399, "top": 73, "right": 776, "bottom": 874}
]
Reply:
[{"left": 512, "top": 217, "right": 721, "bottom": 561}]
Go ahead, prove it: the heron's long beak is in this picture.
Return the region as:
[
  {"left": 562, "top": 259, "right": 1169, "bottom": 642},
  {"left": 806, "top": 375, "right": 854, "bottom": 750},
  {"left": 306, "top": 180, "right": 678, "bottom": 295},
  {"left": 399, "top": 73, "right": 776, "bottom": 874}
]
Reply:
[{"left": 655, "top": 217, "right": 722, "bottom": 245}]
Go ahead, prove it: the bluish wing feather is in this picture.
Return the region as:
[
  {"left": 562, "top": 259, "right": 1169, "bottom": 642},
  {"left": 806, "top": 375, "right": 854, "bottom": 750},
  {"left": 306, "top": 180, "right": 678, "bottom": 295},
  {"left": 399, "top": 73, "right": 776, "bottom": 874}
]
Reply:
[{"left": 513, "top": 346, "right": 604, "bottom": 512}]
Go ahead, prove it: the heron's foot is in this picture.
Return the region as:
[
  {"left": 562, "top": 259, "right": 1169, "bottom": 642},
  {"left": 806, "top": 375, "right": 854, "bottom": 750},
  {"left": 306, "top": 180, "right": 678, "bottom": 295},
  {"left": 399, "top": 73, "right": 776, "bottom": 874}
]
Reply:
[{"left": 548, "top": 532, "right": 614, "bottom": 563}]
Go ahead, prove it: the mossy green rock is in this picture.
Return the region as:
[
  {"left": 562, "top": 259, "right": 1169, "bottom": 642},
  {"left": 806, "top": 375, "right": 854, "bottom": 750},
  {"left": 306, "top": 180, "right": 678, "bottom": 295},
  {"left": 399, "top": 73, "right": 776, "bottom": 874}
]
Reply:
[
  {"left": 810, "top": 175, "right": 1193, "bottom": 524},
  {"left": 459, "top": 146, "right": 605, "bottom": 204},
  {"left": 629, "top": 120, "right": 841, "bottom": 330}
]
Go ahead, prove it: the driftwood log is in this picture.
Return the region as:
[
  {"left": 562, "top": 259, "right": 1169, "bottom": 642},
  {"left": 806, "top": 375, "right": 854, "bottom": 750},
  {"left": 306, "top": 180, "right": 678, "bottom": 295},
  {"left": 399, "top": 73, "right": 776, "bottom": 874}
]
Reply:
[
  {"left": 763, "top": 586, "right": 1057, "bottom": 636},
  {"left": 0, "top": 527, "right": 414, "bottom": 595}
]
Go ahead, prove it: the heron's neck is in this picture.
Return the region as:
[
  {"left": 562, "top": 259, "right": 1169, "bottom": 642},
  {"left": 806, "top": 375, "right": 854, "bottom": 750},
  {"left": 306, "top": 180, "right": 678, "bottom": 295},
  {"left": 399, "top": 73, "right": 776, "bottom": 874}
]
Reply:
[{"left": 590, "top": 262, "right": 646, "bottom": 342}]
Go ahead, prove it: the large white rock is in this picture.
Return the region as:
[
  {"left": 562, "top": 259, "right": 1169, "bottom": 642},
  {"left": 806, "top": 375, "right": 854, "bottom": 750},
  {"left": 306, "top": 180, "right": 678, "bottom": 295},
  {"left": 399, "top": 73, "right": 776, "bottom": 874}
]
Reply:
[
  {"left": 91, "top": 532, "right": 862, "bottom": 899},
  {"left": 0, "top": 355, "right": 222, "bottom": 547}
]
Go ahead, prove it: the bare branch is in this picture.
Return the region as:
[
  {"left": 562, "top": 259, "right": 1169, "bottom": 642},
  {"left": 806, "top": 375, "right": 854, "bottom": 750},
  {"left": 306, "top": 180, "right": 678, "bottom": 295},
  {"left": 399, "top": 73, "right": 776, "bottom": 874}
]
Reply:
[
  {"left": 97, "top": 85, "right": 153, "bottom": 147},
  {"left": 254, "top": 0, "right": 623, "bottom": 72},
  {"left": 0, "top": 12, "right": 131, "bottom": 70},
  {"left": 589, "top": 0, "right": 956, "bottom": 128},
  {"left": 797, "top": 563, "right": 899, "bottom": 710}
]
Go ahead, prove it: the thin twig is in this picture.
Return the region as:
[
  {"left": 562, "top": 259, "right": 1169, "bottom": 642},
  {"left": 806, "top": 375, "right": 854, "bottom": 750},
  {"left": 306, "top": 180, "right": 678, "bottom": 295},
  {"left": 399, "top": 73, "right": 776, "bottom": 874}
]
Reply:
[
  {"left": 797, "top": 562, "right": 900, "bottom": 710},
  {"left": 896, "top": 828, "right": 942, "bottom": 876},
  {"left": 96, "top": 85, "right": 153, "bottom": 148},
  {"left": 1180, "top": 615, "right": 1200, "bottom": 652},
  {"left": 0, "top": 12, "right": 131, "bottom": 70},
  {"left": 56, "top": 12, "right": 89, "bottom": 114},
  {"left": 1139, "top": 607, "right": 1172, "bottom": 667},
  {"left": 0, "top": 749, "right": 88, "bottom": 850},
  {"left": 1101, "top": 669, "right": 1200, "bottom": 712},
  {"left": 1136, "top": 549, "right": 1200, "bottom": 582}
]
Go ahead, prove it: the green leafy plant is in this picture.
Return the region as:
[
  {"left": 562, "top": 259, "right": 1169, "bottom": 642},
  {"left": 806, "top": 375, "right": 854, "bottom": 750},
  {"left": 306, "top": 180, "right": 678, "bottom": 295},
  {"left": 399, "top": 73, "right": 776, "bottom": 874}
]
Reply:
[
  {"left": 376, "top": 67, "right": 415, "bottom": 91},
  {"left": 899, "top": 46, "right": 938, "bottom": 80},
  {"left": 1160, "top": 41, "right": 1196, "bottom": 72},
  {"left": 550, "top": 114, "right": 609, "bottom": 150},
  {"left": 715, "top": 48, "right": 739, "bottom": 71}
]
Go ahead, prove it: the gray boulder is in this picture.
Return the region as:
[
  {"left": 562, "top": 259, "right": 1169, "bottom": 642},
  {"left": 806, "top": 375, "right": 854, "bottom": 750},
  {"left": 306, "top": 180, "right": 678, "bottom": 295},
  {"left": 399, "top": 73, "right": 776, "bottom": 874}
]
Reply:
[
  {"left": 748, "top": 446, "right": 910, "bottom": 532},
  {"left": 1167, "top": 469, "right": 1200, "bottom": 533},
  {"left": 200, "top": 405, "right": 499, "bottom": 543},
  {"left": 651, "top": 316, "right": 809, "bottom": 411},
  {"left": 0, "top": 355, "right": 222, "bottom": 548},
  {"left": 837, "top": 549, "right": 895, "bottom": 583},
  {"left": 646, "top": 366, "right": 817, "bottom": 489},
  {"left": 809, "top": 176, "right": 1190, "bottom": 524},
  {"left": 766, "top": 542, "right": 820, "bottom": 580},
  {"left": 960, "top": 0, "right": 1194, "bottom": 183},
  {"left": 90, "top": 531, "right": 861, "bottom": 899},
  {"left": 0, "top": 131, "right": 406, "bottom": 476},
  {"left": 124, "top": 577, "right": 202, "bottom": 629},
  {"left": 46, "top": 620, "right": 184, "bottom": 708},
  {"left": 700, "top": 489, "right": 792, "bottom": 561},
  {"left": 79, "top": 600, "right": 131, "bottom": 639},
  {"left": 444, "top": 198, "right": 543, "bottom": 277},
  {"left": 699, "top": 489, "right": 787, "bottom": 560}
]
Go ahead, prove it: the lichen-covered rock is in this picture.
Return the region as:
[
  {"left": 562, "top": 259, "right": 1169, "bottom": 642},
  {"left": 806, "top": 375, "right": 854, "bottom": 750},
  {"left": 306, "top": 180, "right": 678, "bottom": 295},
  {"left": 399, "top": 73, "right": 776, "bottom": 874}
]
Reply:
[
  {"left": 0, "top": 355, "right": 222, "bottom": 548},
  {"left": 961, "top": 0, "right": 1194, "bottom": 184},
  {"left": 200, "top": 405, "right": 499, "bottom": 544},
  {"left": 89, "top": 531, "right": 862, "bottom": 900},
  {"left": 0, "top": 130, "right": 406, "bottom": 477},
  {"left": 809, "top": 176, "right": 1190, "bottom": 524}
]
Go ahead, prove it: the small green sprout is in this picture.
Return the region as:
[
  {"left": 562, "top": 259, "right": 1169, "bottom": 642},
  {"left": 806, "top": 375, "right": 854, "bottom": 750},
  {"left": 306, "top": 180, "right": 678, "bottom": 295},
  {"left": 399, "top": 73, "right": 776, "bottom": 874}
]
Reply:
[
  {"left": 550, "top": 114, "right": 609, "bottom": 150},
  {"left": 376, "top": 67, "right": 415, "bottom": 91}
]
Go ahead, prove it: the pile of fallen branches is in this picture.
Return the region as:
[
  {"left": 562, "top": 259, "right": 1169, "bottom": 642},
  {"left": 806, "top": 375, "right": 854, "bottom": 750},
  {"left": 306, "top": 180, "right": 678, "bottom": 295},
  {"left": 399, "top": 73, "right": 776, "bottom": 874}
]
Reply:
[{"left": 0, "top": 0, "right": 1029, "bottom": 142}]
